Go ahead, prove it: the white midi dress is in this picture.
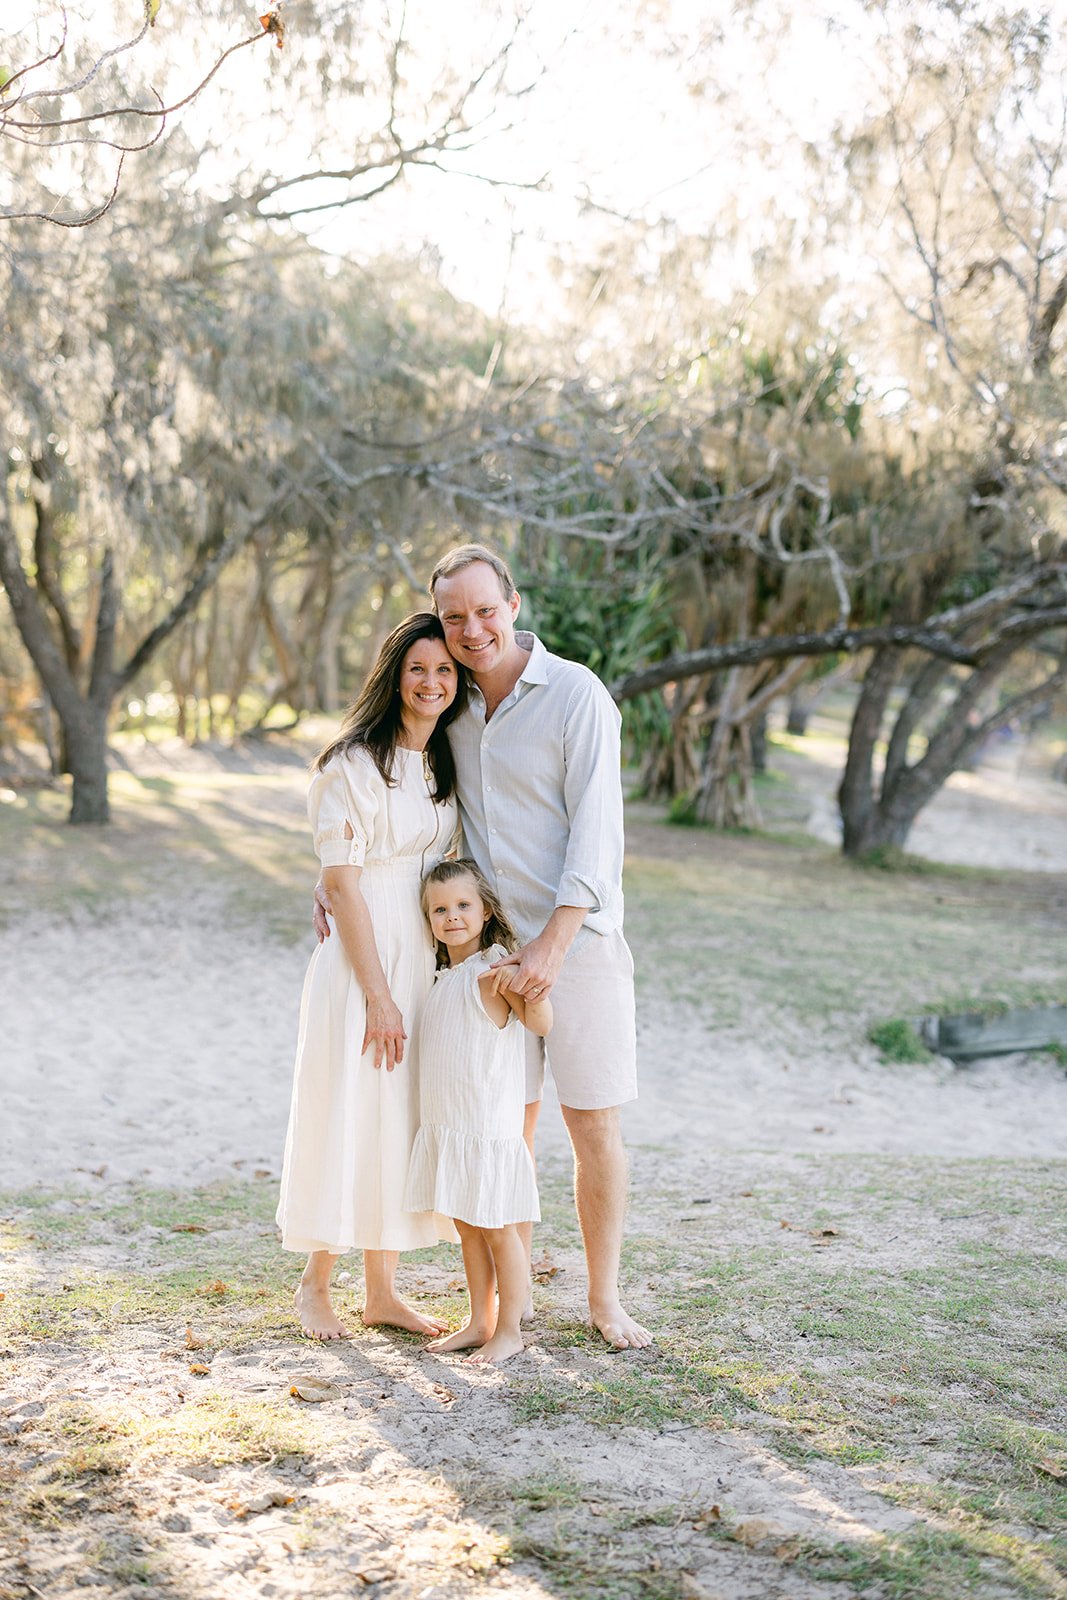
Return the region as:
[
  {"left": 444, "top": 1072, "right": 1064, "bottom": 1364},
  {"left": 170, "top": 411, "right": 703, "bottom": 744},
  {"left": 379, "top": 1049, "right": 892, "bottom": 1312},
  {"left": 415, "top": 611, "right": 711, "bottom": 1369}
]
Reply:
[
  {"left": 276, "top": 746, "right": 459, "bottom": 1254},
  {"left": 404, "top": 945, "right": 540, "bottom": 1229}
]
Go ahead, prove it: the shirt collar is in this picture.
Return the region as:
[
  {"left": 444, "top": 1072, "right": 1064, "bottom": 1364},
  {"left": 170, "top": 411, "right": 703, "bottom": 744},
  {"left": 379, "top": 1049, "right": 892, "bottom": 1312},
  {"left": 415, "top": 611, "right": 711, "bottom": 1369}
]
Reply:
[{"left": 514, "top": 631, "right": 549, "bottom": 688}]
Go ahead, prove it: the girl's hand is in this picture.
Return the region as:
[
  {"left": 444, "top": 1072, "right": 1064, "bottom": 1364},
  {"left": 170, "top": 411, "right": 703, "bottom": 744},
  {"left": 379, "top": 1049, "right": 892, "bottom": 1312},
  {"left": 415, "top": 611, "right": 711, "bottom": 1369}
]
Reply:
[{"left": 362, "top": 994, "right": 407, "bottom": 1070}]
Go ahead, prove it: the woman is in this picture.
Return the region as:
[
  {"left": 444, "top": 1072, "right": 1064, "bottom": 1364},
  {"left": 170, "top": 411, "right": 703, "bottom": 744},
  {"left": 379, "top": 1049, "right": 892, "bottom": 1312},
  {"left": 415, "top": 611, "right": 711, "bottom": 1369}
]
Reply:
[{"left": 276, "top": 612, "right": 465, "bottom": 1340}]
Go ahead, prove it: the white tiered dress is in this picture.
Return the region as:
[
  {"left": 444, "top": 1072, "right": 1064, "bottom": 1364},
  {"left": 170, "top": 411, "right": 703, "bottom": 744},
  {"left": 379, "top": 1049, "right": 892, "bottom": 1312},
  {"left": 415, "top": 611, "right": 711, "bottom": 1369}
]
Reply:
[
  {"left": 404, "top": 944, "right": 540, "bottom": 1229},
  {"left": 276, "top": 746, "right": 459, "bottom": 1254}
]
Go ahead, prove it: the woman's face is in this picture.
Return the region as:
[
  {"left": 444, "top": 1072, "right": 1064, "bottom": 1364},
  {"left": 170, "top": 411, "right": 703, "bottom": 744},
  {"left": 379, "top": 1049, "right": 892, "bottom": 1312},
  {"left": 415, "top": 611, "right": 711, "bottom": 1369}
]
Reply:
[{"left": 397, "top": 637, "right": 459, "bottom": 734}]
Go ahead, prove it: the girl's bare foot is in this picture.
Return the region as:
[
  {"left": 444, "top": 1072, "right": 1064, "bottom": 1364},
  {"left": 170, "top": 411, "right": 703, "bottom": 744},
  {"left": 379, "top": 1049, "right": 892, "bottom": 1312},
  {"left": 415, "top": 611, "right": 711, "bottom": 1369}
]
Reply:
[
  {"left": 294, "top": 1284, "right": 352, "bottom": 1341},
  {"left": 467, "top": 1329, "right": 524, "bottom": 1365},
  {"left": 362, "top": 1296, "right": 448, "bottom": 1337},
  {"left": 427, "top": 1319, "right": 494, "bottom": 1353}
]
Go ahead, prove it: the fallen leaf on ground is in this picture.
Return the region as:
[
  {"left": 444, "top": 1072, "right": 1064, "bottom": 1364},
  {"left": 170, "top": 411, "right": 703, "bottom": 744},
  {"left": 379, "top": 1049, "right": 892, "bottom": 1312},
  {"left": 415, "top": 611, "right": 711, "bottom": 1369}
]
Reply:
[
  {"left": 813, "top": 1226, "right": 840, "bottom": 1237},
  {"left": 288, "top": 1376, "right": 340, "bottom": 1403},
  {"left": 779, "top": 1219, "right": 795, "bottom": 1230},
  {"left": 734, "top": 1516, "right": 790, "bottom": 1548},
  {"left": 432, "top": 1384, "right": 456, "bottom": 1405},
  {"left": 692, "top": 1504, "right": 721, "bottom": 1530},
  {"left": 354, "top": 1566, "right": 394, "bottom": 1586},
  {"left": 1035, "top": 1458, "right": 1067, "bottom": 1481},
  {"left": 531, "top": 1257, "right": 559, "bottom": 1282},
  {"left": 188, "top": 1364, "right": 211, "bottom": 1377},
  {"left": 171, "top": 1224, "right": 208, "bottom": 1234},
  {"left": 232, "top": 1489, "right": 295, "bottom": 1516},
  {"left": 184, "top": 1327, "right": 205, "bottom": 1350},
  {"left": 253, "top": 1169, "right": 272, "bottom": 1179},
  {"left": 195, "top": 1280, "right": 228, "bottom": 1296}
]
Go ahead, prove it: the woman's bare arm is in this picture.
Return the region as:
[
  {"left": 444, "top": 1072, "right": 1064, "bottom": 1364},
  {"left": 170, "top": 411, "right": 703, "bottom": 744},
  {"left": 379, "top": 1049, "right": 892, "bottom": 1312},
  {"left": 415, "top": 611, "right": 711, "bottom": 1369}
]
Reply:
[{"left": 322, "top": 863, "right": 407, "bottom": 1070}]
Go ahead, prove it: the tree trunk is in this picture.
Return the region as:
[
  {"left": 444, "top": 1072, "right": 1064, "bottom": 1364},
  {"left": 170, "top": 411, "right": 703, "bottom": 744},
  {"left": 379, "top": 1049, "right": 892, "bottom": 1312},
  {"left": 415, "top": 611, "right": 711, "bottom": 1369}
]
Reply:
[
  {"left": 695, "top": 667, "right": 760, "bottom": 827},
  {"left": 65, "top": 702, "right": 111, "bottom": 823},
  {"left": 786, "top": 692, "right": 811, "bottom": 736},
  {"left": 839, "top": 642, "right": 1067, "bottom": 857},
  {"left": 838, "top": 648, "right": 902, "bottom": 856}
]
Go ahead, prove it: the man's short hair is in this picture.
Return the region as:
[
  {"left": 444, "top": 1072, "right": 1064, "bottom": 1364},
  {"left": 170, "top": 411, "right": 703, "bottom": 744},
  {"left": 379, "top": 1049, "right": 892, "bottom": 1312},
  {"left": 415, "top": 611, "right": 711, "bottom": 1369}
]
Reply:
[{"left": 429, "top": 543, "right": 516, "bottom": 605}]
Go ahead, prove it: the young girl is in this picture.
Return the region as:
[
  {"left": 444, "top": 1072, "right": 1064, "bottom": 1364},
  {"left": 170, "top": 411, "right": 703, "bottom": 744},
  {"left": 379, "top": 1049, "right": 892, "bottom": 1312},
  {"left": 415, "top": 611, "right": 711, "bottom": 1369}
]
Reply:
[{"left": 404, "top": 859, "right": 552, "bottom": 1365}]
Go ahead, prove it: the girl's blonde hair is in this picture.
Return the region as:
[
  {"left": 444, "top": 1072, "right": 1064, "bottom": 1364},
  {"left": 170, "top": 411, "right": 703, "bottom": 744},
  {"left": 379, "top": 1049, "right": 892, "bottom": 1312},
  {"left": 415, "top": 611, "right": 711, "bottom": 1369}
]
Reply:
[{"left": 421, "top": 858, "right": 518, "bottom": 969}]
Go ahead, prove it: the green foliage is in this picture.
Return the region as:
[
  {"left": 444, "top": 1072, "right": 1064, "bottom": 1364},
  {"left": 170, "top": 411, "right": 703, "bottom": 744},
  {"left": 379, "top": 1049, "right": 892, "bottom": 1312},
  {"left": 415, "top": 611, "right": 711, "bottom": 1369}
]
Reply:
[
  {"left": 665, "top": 791, "right": 701, "bottom": 826},
  {"left": 867, "top": 1018, "right": 933, "bottom": 1063},
  {"left": 515, "top": 539, "right": 682, "bottom": 761}
]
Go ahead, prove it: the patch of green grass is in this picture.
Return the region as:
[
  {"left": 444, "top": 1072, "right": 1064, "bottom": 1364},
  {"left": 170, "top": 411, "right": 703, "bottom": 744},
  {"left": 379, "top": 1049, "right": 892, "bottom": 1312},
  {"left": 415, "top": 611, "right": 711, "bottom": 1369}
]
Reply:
[
  {"left": 509, "top": 1470, "right": 585, "bottom": 1511},
  {"left": 508, "top": 1524, "right": 683, "bottom": 1600},
  {"left": 12, "top": 1390, "right": 316, "bottom": 1498},
  {"left": 867, "top": 1017, "right": 932, "bottom": 1063},
  {"left": 796, "top": 1516, "right": 1066, "bottom": 1600}
]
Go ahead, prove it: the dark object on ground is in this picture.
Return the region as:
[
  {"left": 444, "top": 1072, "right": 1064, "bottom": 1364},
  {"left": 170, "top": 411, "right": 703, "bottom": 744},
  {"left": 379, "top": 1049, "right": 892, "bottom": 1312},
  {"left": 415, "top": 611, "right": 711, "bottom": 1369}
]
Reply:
[{"left": 918, "top": 1006, "right": 1067, "bottom": 1062}]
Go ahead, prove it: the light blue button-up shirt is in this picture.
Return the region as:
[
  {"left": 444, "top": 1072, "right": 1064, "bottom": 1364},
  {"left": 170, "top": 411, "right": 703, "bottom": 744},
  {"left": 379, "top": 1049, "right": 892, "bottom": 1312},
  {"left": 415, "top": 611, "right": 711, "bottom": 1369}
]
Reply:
[{"left": 447, "top": 631, "right": 626, "bottom": 946}]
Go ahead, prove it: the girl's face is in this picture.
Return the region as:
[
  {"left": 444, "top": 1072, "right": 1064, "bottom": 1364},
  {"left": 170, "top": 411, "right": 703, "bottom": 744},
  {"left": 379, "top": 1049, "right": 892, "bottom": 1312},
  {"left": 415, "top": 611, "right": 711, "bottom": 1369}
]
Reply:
[
  {"left": 397, "top": 638, "right": 458, "bottom": 736},
  {"left": 425, "top": 875, "right": 490, "bottom": 961}
]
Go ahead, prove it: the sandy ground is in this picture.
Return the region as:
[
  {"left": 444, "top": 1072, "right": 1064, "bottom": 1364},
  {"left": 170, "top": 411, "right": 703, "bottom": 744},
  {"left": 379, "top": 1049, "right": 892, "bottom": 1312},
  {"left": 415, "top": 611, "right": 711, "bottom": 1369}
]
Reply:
[
  {"left": 5, "top": 731, "right": 1067, "bottom": 1191},
  {"left": 1, "top": 737, "right": 1065, "bottom": 1600},
  {"left": 4, "top": 894, "right": 1066, "bottom": 1201}
]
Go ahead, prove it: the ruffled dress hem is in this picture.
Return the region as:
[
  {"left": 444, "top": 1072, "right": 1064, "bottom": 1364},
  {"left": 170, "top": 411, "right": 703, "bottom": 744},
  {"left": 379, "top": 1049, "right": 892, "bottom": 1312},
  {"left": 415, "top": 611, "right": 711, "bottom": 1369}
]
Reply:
[
  {"left": 405, "top": 1122, "right": 540, "bottom": 1228},
  {"left": 277, "top": 1211, "right": 459, "bottom": 1256}
]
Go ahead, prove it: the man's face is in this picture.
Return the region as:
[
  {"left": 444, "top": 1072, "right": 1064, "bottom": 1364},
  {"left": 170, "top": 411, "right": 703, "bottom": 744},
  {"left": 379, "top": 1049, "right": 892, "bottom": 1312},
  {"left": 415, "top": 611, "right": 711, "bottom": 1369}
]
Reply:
[{"left": 434, "top": 561, "right": 520, "bottom": 678}]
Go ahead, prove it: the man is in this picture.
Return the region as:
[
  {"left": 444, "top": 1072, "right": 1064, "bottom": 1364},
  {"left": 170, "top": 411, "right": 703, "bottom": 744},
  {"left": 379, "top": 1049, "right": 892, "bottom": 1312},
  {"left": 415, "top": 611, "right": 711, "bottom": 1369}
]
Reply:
[
  {"left": 433, "top": 542, "right": 652, "bottom": 1352},
  {"left": 319, "top": 543, "right": 651, "bottom": 1350}
]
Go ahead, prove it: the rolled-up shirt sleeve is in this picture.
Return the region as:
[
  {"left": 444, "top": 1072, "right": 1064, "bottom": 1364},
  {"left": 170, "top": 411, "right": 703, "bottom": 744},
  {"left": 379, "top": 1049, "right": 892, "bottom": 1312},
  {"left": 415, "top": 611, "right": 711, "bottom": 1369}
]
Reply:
[
  {"left": 556, "top": 679, "right": 624, "bottom": 914},
  {"left": 307, "top": 754, "right": 376, "bottom": 868}
]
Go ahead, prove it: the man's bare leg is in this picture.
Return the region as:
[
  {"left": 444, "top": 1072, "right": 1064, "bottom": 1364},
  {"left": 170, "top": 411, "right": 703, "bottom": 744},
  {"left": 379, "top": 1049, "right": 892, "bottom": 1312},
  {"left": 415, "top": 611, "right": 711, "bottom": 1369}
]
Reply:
[
  {"left": 294, "top": 1250, "right": 352, "bottom": 1340},
  {"left": 519, "top": 1099, "right": 541, "bottom": 1322},
  {"left": 362, "top": 1249, "right": 449, "bottom": 1337},
  {"left": 560, "top": 1104, "right": 653, "bottom": 1350},
  {"left": 429, "top": 1222, "right": 497, "bottom": 1353}
]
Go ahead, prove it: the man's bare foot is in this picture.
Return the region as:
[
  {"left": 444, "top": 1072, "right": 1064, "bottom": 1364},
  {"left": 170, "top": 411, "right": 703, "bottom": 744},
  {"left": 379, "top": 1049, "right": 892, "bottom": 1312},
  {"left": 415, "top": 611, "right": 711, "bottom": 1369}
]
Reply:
[
  {"left": 294, "top": 1284, "right": 352, "bottom": 1341},
  {"left": 362, "top": 1296, "right": 448, "bottom": 1337},
  {"left": 467, "top": 1329, "right": 524, "bottom": 1365},
  {"left": 590, "top": 1302, "right": 654, "bottom": 1351},
  {"left": 427, "top": 1320, "right": 493, "bottom": 1353}
]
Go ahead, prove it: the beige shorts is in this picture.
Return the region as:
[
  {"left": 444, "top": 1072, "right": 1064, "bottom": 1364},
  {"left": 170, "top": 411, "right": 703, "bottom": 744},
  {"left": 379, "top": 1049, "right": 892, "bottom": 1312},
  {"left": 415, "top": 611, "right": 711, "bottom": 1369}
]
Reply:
[{"left": 524, "top": 927, "right": 638, "bottom": 1111}]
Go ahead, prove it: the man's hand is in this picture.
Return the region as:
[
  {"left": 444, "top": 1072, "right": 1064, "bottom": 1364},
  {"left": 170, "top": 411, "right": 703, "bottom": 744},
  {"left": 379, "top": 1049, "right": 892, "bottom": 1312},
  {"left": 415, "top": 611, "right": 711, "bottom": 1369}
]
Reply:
[
  {"left": 362, "top": 993, "right": 407, "bottom": 1071},
  {"left": 491, "top": 905, "right": 586, "bottom": 1001},
  {"left": 490, "top": 932, "right": 566, "bottom": 1003},
  {"left": 313, "top": 879, "right": 333, "bottom": 943}
]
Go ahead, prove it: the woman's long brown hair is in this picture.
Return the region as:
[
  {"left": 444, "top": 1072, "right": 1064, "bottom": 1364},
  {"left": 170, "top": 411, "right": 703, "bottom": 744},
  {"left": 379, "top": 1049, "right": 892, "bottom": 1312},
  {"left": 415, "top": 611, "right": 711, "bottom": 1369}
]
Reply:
[{"left": 313, "top": 612, "right": 466, "bottom": 798}]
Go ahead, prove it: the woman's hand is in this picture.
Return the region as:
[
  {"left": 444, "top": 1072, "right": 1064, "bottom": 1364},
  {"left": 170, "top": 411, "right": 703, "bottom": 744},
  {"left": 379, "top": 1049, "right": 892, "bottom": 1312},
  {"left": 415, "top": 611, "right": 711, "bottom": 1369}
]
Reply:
[
  {"left": 362, "top": 992, "right": 407, "bottom": 1071},
  {"left": 313, "top": 880, "right": 333, "bottom": 942}
]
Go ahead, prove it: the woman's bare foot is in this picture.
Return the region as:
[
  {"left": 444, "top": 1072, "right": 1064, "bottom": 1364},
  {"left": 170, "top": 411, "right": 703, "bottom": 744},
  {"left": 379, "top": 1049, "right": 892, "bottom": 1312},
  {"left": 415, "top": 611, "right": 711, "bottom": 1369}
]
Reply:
[
  {"left": 590, "top": 1300, "right": 654, "bottom": 1351},
  {"left": 294, "top": 1284, "right": 352, "bottom": 1341},
  {"left": 521, "top": 1285, "right": 535, "bottom": 1325},
  {"left": 427, "top": 1319, "right": 493, "bottom": 1353},
  {"left": 467, "top": 1328, "right": 524, "bottom": 1365},
  {"left": 362, "top": 1296, "right": 448, "bottom": 1337}
]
